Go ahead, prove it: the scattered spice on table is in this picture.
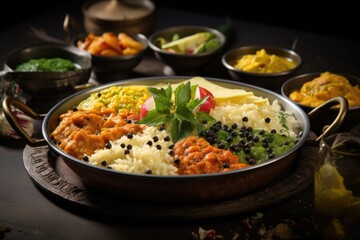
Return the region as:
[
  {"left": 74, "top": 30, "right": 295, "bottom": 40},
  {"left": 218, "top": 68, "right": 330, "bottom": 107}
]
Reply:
[
  {"left": 191, "top": 212, "right": 315, "bottom": 240},
  {"left": 0, "top": 225, "right": 12, "bottom": 239}
]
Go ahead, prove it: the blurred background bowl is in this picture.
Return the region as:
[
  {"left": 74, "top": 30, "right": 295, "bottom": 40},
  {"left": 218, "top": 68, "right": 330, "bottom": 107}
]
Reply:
[
  {"left": 3, "top": 42, "right": 92, "bottom": 112},
  {"left": 4, "top": 43, "right": 92, "bottom": 93},
  {"left": 74, "top": 32, "right": 148, "bottom": 81},
  {"left": 281, "top": 72, "right": 360, "bottom": 133},
  {"left": 148, "top": 25, "right": 226, "bottom": 75},
  {"left": 82, "top": 0, "right": 156, "bottom": 37},
  {"left": 222, "top": 45, "right": 301, "bottom": 90}
]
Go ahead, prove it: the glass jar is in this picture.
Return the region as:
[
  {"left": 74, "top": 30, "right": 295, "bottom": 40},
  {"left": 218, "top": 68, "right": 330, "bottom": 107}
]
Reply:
[{"left": 313, "top": 132, "right": 360, "bottom": 240}]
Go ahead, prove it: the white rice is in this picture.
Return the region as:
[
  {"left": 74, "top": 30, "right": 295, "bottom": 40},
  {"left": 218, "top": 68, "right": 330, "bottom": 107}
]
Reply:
[
  {"left": 209, "top": 100, "right": 301, "bottom": 139},
  {"left": 87, "top": 126, "right": 177, "bottom": 175},
  {"left": 87, "top": 100, "right": 301, "bottom": 175}
]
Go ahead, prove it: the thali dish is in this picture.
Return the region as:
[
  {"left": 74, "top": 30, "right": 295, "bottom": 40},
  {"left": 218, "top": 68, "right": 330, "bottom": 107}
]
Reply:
[
  {"left": 50, "top": 77, "right": 301, "bottom": 175},
  {"left": 4, "top": 76, "right": 347, "bottom": 203}
]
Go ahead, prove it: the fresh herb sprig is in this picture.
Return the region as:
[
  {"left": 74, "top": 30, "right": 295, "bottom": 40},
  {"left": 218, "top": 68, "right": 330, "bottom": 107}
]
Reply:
[{"left": 139, "top": 82, "right": 215, "bottom": 142}]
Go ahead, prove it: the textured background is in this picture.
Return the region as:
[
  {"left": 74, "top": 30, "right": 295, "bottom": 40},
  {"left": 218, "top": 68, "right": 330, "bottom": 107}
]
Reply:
[{"left": 2, "top": 0, "right": 358, "bottom": 41}]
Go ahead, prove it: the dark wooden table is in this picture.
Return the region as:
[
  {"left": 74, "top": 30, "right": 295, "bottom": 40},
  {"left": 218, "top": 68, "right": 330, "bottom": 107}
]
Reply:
[{"left": 1, "top": 2, "right": 359, "bottom": 239}]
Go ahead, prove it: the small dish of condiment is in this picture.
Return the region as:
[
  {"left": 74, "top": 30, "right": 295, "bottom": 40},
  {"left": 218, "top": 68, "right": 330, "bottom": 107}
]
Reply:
[
  {"left": 233, "top": 48, "right": 297, "bottom": 74},
  {"left": 3, "top": 42, "right": 92, "bottom": 112},
  {"left": 222, "top": 46, "right": 301, "bottom": 90},
  {"left": 281, "top": 71, "right": 360, "bottom": 133},
  {"left": 15, "top": 58, "right": 80, "bottom": 72},
  {"left": 74, "top": 31, "right": 148, "bottom": 80},
  {"left": 286, "top": 71, "right": 360, "bottom": 108},
  {"left": 148, "top": 25, "right": 226, "bottom": 74}
]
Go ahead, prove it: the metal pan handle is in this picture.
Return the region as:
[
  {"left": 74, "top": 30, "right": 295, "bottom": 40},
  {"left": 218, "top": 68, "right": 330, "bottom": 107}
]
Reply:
[
  {"left": 2, "top": 97, "right": 46, "bottom": 146},
  {"left": 307, "top": 96, "right": 348, "bottom": 142},
  {"left": 63, "top": 13, "right": 81, "bottom": 44}
]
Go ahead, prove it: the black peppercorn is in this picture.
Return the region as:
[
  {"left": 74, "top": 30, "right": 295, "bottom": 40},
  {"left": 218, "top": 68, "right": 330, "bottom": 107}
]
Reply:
[
  {"left": 105, "top": 142, "right": 112, "bottom": 149},
  {"left": 223, "top": 163, "right": 230, "bottom": 168}
]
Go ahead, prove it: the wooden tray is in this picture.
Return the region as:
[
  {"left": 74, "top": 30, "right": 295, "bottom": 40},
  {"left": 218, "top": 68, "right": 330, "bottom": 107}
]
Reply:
[{"left": 23, "top": 143, "right": 317, "bottom": 220}]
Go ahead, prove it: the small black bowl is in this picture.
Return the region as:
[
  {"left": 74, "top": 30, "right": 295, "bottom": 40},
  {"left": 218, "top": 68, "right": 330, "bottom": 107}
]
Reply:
[
  {"left": 148, "top": 25, "right": 226, "bottom": 74},
  {"left": 222, "top": 46, "right": 301, "bottom": 90},
  {"left": 74, "top": 32, "right": 148, "bottom": 80},
  {"left": 4, "top": 42, "right": 92, "bottom": 97},
  {"left": 281, "top": 72, "right": 360, "bottom": 133}
]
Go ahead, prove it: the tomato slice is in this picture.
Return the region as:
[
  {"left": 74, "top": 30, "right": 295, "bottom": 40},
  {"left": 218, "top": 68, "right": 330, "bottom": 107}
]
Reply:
[{"left": 195, "top": 86, "right": 216, "bottom": 113}]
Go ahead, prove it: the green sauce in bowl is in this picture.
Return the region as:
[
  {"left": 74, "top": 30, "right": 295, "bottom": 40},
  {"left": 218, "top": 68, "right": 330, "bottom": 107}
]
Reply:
[{"left": 15, "top": 58, "right": 79, "bottom": 72}]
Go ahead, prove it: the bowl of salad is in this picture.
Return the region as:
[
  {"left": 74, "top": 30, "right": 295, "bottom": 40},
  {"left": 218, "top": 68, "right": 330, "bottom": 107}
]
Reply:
[{"left": 148, "top": 25, "right": 226, "bottom": 74}]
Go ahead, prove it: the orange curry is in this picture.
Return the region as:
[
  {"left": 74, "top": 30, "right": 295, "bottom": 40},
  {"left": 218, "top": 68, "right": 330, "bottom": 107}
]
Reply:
[
  {"left": 174, "top": 136, "right": 249, "bottom": 175},
  {"left": 51, "top": 108, "right": 250, "bottom": 175},
  {"left": 50, "top": 108, "right": 143, "bottom": 159}
]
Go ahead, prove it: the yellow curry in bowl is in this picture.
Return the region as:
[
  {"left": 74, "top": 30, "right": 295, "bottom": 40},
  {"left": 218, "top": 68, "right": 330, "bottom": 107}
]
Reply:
[
  {"left": 289, "top": 72, "right": 360, "bottom": 108},
  {"left": 234, "top": 49, "right": 296, "bottom": 74}
]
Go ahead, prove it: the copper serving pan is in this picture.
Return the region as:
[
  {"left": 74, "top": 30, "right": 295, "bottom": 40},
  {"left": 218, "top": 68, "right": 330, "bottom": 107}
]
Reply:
[{"left": 3, "top": 77, "right": 348, "bottom": 203}]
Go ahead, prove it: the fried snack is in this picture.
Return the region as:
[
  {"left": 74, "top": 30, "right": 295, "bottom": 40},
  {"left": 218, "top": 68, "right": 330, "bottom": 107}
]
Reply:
[{"left": 77, "top": 32, "right": 144, "bottom": 57}]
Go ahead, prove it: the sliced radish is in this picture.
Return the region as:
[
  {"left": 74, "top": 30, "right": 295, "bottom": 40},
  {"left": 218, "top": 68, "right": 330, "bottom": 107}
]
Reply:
[{"left": 140, "top": 96, "right": 155, "bottom": 118}]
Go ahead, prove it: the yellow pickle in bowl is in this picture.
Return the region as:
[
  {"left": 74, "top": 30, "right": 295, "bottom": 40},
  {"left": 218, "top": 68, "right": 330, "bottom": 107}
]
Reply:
[
  {"left": 234, "top": 48, "right": 296, "bottom": 73},
  {"left": 313, "top": 133, "right": 360, "bottom": 240}
]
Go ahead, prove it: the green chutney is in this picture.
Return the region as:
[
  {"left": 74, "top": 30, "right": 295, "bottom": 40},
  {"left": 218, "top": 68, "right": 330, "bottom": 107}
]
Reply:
[
  {"left": 15, "top": 58, "right": 78, "bottom": 72},
  {"left": 200, "top": 121, "right": 296, "bottom": 165}
]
